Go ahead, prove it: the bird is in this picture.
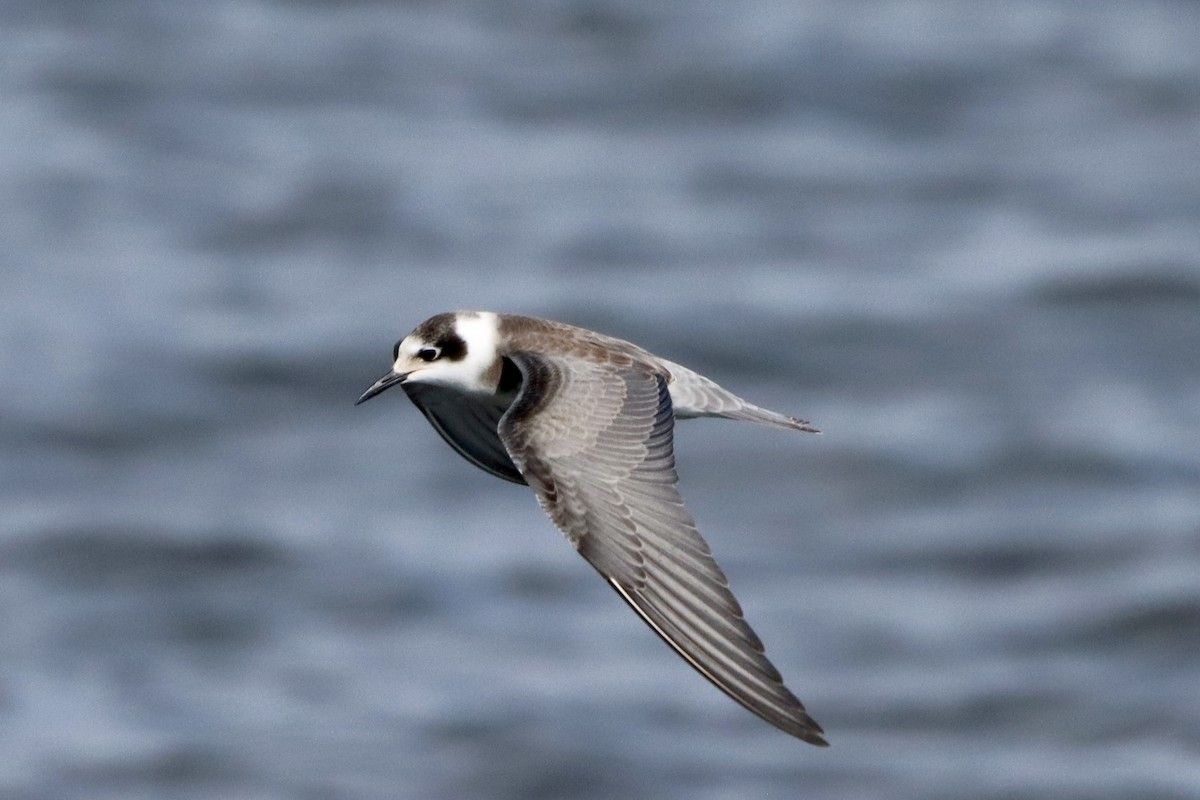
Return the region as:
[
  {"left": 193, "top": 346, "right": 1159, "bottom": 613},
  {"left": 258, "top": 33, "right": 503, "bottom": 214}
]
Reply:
[{"left": 355, "top": 311, "right": 827, "bottom": 746}]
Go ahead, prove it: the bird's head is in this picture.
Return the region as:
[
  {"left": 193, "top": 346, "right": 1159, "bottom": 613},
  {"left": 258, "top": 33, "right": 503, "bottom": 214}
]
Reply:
[{"left": 356, "top": 311, "right": 501, "bottom": 404}]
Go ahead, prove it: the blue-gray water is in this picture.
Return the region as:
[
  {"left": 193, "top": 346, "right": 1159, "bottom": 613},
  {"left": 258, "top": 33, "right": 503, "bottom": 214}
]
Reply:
[{"left": 3, "top": 2, "right": 1199, "bottom": 798}]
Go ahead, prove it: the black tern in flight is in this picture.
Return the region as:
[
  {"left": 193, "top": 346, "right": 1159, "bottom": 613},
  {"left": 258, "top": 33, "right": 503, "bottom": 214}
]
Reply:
[{"left": 356, "top": 311, "right": 826, "bottom": 745}]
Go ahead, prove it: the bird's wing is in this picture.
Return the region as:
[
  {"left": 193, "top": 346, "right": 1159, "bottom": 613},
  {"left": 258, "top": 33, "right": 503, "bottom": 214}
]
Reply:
[
  {"left": 496, "top": 350, "right": 826, "bottom": 745},
  {"left": 402, "top": 383, "right": 526, "bottom": 484}
]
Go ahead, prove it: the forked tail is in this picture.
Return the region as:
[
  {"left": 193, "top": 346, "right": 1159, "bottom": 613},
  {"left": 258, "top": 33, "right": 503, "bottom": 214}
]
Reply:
[{"left": 662, "top": 359, "right": 819, "bottom": 433}]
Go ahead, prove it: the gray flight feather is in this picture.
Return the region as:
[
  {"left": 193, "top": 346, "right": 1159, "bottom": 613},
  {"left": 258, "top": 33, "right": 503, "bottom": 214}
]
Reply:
[{"left": 496, "top": 349, "right": 826, "bottom": 745}]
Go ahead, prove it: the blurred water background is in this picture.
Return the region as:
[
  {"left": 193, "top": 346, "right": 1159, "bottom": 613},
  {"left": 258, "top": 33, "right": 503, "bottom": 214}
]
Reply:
[{"left": 2, "top": 2, "right": 1199, "bottom": 798}]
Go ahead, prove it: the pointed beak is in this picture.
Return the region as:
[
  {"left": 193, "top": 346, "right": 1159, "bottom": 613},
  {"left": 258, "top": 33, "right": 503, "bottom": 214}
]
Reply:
[{"left": 355, "top": 370, "right": 408, "bottom": 405}]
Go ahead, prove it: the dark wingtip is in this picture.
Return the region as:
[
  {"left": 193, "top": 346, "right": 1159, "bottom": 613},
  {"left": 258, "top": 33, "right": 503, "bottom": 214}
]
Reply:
[
  {"left": 802, "top": 724, "right": 830, "bottom": 747},
  {"left": 788, "top": 712, "right": 828, "bottom": 746}
]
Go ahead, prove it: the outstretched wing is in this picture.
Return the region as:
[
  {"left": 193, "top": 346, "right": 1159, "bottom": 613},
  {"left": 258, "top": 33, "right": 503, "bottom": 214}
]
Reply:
[{"left": 496, "top": 350, "right": 826, "bottom": 745}]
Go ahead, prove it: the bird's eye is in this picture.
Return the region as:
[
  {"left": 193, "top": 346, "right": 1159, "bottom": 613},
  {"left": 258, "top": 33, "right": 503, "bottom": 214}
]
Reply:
[{"left": 417, "top": 347, "right": 440, "bottom": 362}]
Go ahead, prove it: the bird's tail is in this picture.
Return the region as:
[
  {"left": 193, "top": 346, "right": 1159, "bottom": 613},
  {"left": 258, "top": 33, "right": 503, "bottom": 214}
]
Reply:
[{"left": 661, "top": 360, "right": 819, "bottom": 433}]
